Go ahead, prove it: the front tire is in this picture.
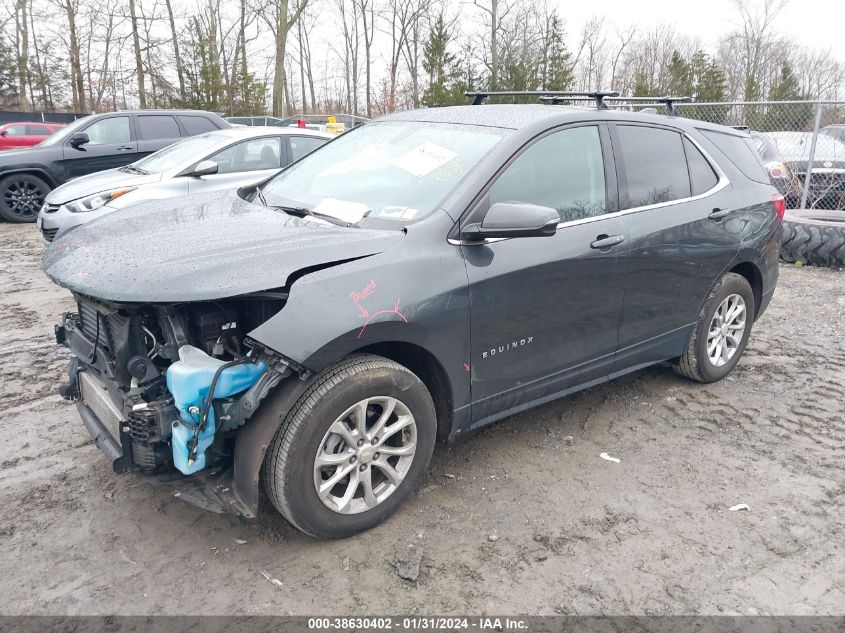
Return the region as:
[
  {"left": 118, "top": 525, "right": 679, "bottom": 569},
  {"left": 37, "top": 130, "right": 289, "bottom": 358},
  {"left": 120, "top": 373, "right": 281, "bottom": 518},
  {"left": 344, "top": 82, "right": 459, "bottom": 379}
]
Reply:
[
  {"left": 675, "top": 272, "right": 755, "bottom": 383},
  {"left": 0, "top": 173, "right": 50, "bottom": 222},
  {"left": 262, "top": 353, "right": 437, "bottom": 538}
]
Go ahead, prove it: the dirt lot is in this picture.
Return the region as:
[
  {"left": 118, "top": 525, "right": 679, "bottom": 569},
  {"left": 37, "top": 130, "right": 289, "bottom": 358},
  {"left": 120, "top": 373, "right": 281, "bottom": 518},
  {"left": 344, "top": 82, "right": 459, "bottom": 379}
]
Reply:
[{"left": 0, "top": 221, "right": 842, "bottom": 616}]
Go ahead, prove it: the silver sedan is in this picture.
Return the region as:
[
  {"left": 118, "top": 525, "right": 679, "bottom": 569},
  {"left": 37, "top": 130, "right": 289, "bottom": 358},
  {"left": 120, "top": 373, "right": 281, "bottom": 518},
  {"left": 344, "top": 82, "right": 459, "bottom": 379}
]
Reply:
[{"left": 37, "top": 126, "right": 330, "bottom": 242}]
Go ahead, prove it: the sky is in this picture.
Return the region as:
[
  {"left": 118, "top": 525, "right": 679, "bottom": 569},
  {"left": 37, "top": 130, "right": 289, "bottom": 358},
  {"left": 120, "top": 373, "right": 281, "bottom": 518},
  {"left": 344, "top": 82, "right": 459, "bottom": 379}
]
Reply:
[{"left": 550, "top": 0, "right": 845, "bottom": 62}]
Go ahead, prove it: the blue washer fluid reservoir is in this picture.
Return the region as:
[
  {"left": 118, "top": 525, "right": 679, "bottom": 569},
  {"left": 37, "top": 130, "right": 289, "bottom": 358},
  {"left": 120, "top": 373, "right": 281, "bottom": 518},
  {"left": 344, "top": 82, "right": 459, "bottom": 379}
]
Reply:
[{"left": 166, "top": 345, "right": 267, "bottom": 475}]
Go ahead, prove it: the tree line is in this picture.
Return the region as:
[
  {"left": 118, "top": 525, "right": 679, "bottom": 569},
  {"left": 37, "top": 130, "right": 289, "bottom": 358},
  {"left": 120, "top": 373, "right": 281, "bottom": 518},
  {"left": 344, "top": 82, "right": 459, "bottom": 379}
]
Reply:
[{"left": 1, "top": 0, "right": 843, "bottom": 118}]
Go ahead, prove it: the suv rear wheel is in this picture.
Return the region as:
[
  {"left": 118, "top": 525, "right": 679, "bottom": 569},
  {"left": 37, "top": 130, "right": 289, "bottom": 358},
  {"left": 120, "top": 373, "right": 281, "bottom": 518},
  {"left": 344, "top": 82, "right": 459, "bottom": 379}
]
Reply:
[
  {"left": 0, "top": 173, "right": 50, "bottom": 222},
  {"left": 262, "top": 353, "right": 436, "bottom": 538},
  {"left": 675, "top": 272, "right": 755, "bottom": 383}
]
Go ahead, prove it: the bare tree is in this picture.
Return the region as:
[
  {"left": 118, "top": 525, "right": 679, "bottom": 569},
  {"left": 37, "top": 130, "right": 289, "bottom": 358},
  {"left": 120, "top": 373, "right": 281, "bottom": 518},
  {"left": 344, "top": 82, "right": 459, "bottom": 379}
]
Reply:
[
  {"left": 257, "top": 0, "right": 308, "bottom": 116},
  {"left": 163, "top": 0, "right": 185, "bottom": 103},
  {"left": 14, "top": 0, "right": 29, "bottom": 108},
  {"left": 128, "top": 0, "right": 146, "bottom": 107}
]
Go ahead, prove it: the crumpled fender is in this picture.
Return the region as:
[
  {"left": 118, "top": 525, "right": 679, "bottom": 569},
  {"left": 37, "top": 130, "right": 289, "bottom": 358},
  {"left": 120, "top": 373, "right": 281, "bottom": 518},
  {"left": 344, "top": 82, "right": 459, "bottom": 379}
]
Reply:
[
  {"left": 246, "top": 243, "right": 471, "bottom": 398},
  {"left": 233, "top": 238, "right": 472, "bottom": 516}
]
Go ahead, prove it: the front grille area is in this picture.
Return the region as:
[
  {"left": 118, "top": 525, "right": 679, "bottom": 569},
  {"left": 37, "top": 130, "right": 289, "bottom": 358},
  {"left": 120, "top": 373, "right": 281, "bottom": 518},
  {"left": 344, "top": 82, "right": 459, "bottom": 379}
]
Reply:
[
  {"left": 43, "top": 203, "right": 60, "bottom": 214},
  {"left": 41, "top": 226, "right": 58, "bottom": 242},
  {"left": 79, "top": 371, "right": 124, "bottom": 441},
  {"left": 77, "top": 302, "right": 129, "bottom": 354}
]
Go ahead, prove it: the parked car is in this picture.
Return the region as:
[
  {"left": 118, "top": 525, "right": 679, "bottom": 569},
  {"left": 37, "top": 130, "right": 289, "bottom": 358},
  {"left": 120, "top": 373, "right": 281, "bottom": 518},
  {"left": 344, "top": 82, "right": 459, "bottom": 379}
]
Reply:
[
  {"left": 44, "top": 102, "right": 782, "bottom": 538},
  {"left": 0, "top": 109, "right": 230, "bottom": 223},
  {"left": 820, "top": 124, "right": 845, "bottom": 144},
  {"left": 37, "top": 126, "right": 331, "bottom": 243},
  {"left": 750, "top": 131, "right": 845, "bottom": 209},
  {"left": 0, "top": 121, "right": 65, "bottom": 151}
]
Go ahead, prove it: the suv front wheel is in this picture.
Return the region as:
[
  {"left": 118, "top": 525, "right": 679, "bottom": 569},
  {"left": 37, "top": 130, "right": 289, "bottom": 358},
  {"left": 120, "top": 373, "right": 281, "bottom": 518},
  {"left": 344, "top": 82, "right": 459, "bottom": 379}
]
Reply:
[
  {"left": 675, "top": 272, "right": 756, "bottom": 383},
  {"left": 262, "top": 353, "right": 437, "bottom": 538}
]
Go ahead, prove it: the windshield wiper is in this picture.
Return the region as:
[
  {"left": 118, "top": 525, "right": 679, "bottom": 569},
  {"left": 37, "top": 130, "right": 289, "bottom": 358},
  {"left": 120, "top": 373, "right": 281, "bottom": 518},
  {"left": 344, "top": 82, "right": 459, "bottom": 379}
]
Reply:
[
  {"left": 120, "top": 164, "right": 148, "bottom": 175},
  {"left": 270, "top": 204, "right": 357, "bottom": 228}
]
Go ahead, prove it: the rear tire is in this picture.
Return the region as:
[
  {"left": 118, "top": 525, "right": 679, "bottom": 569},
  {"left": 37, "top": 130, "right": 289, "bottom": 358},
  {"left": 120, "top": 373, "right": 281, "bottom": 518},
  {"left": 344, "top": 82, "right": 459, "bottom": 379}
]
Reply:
[
  {"left": 675, "top": 273, "right": 755, "bottom": 384},
  {"left": 780, "top": 209, "right": 845, "bottom": 268},
  {"left": 0, "top": 173, "right": 50, "bottom": 223},
  {"left": 262, "top": 353, "right": 436, "bottom": 538}
]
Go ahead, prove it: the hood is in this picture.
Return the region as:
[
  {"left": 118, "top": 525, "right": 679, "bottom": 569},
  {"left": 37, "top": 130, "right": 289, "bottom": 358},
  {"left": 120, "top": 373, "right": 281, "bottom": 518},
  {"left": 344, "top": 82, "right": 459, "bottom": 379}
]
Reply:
[
  {"left": 0, "top": 144, "right": 52, "bottom": 163},
  {"left": 46, "top": 168, "right": 162, "bottom": 204},
  {"left": 42, "top": 190, "right": 403, "bottom": 303}
]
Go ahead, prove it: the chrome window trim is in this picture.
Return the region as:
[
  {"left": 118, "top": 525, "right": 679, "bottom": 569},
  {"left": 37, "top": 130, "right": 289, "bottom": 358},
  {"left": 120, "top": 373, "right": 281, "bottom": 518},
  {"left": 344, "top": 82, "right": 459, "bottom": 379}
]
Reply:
[{"left": 450, "top": 131, "right": 730, "bottom": 245}]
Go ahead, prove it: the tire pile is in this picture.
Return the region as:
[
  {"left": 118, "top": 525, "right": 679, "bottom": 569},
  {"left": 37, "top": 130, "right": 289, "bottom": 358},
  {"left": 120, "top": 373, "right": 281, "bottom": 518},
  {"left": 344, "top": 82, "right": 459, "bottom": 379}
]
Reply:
[{"left": 780, "top": 209, "right": 845, "bottom": 268}]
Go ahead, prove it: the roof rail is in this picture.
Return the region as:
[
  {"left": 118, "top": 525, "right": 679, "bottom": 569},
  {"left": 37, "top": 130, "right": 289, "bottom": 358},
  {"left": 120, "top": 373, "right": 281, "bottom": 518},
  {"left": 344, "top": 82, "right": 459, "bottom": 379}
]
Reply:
[
  {"left": 539, "top": 94, "right": 694, "bottom": 116},
  {"left": 465, "top": 90, "right": 620, "bottom": 110}
]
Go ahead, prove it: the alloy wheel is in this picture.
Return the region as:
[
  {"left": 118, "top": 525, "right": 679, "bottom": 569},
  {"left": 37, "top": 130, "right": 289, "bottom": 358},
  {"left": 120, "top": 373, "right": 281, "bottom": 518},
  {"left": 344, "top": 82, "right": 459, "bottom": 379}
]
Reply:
[
  {"left": 3, "top": 179, "right": 45, "bottom": 219},
  {"left": 707, "top": 293, "right": 747, "bottom": 367},
  {"left": 313, "top": 396, "right": 417, "bottom": 514}
]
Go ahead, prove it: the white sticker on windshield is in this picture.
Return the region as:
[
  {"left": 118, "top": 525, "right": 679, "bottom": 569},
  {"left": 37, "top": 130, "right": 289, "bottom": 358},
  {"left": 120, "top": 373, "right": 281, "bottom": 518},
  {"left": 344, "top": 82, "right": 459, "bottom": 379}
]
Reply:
[
  {"left": 313, "top": 198, "right": 369, "bottom": 223},
  {"left": 392, "top": 142, "right": 457, "bottom": 177}
]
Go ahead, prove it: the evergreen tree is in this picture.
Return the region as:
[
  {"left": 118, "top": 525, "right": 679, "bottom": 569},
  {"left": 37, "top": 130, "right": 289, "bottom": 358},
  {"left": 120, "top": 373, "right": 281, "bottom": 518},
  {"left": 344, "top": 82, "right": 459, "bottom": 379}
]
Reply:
[
  {"left": 765, "top": 61, "right": 811, "bottom": 130},
  {"left": 0, "top": 39, "right": 19, "bottom": 109},
  {"left": 422, "top": 13, "right": 465, "bottom": 106},
  {"left": 541, "top": 13, "right": 573, "bottom": 90},
  {"left": 666, "top": 50, "right": 693, "bottom": 96}
]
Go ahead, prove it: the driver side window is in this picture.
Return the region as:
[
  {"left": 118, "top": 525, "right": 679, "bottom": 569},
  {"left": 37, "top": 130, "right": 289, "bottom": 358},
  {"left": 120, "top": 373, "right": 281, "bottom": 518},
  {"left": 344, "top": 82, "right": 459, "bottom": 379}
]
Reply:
[
  {"left": 84, "top": 117, "right": 131, "bottom": 145},
  {"left": 490, "top": 126, "right": 607, "bottom": 223}
]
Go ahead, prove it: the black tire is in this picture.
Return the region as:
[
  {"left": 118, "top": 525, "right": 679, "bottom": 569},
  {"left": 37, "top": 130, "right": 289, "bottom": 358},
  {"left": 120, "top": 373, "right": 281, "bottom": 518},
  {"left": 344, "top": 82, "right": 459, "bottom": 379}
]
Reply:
[
  {"left": 780, "top": 209, "right": 845, "bottom": 268},
  {"left": 675, "top": 273, "right": 755, "bottom": 384},
  {"left": 0, "top": 173, "right": 50, "bottom": 223},
  {"left": 262, "top": 353, "right": 437, "bottom": 538}
]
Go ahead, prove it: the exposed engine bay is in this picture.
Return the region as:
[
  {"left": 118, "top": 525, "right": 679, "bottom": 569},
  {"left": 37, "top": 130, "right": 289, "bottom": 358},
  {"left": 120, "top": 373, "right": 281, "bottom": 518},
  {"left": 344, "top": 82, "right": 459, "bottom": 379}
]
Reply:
[{"left": 57, "top": 291, "right": 296, "bottom": 478}]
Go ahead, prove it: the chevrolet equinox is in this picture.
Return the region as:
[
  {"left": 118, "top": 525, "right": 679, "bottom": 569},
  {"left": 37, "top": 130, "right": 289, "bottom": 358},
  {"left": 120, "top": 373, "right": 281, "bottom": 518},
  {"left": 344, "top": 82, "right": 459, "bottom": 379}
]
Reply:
[{"left": 44, "top": 98, "right": 782, "bottom": 538}]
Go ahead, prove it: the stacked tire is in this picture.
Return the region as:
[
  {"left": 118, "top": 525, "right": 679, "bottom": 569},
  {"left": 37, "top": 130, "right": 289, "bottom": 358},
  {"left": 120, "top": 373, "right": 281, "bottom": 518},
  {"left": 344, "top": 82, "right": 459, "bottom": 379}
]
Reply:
[{"left": 780, "top": 209, "right": 845, "bottom": 268}]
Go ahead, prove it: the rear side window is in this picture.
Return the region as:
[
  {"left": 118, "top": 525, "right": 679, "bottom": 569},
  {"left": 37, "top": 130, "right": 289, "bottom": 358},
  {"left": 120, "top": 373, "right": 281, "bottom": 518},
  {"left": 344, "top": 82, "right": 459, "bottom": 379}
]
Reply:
[
  {"left": 490, "top": 125, "right": 606, "bottom": 222},
  {"left": 684, "top": 138, "right": 719, "bottom": 195},
  {"left": 617, "top": 126, "right": 690, "bottom": 208},
  {"left": 289, "top": 136, "right": 327, "bottom": 162},
  {"left": 180, "top": 116, "right": 218, "bottom": 136},
  {"left": 138, "top": 115, "right": 180, "bottom": 140},
  {"left": 25, "top": 124, "right": 49, "bottom": 135},
  {"left": 698, "top": 129, "right": 769, "bottom": 184}
]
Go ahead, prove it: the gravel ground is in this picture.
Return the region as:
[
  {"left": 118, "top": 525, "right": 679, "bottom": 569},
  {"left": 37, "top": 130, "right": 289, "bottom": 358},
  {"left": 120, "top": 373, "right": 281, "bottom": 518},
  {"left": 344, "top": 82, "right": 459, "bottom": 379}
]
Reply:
[{"left": 0, "top": 222, "right": 843, "bottom": 616}]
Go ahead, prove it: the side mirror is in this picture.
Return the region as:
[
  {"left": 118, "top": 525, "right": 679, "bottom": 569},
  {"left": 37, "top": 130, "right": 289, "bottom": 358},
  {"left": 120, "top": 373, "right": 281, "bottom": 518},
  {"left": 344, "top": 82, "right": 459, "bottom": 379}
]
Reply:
[
  {"left": 461, "top": 202, "right": 559, "bottom": 240},
  {"left": 0, "top": 130, "right": 7, "bottom": 136},
  {"left": 187, "top": 160, "right": 219, "bottom": 177},
  {"left": 69, "top": 132, "right": 89, "bottom": 148}
]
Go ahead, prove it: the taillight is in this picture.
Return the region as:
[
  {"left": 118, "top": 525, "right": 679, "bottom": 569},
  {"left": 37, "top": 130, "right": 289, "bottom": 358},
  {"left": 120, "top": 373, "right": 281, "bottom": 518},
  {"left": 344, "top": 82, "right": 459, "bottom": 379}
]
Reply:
[{"left": 772, "top": 193, "right": 785, "bottom": 221}]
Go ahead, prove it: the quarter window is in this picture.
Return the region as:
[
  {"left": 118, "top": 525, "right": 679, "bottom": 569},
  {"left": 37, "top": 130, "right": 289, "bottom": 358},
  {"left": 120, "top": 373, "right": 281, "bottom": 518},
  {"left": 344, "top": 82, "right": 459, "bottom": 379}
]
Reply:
[
  {"left": 684, "top": 138, "right": 719, "bottom": 195},
  {"left": 207, "top": 137, "right": 282, "bottom": 174},
  {"left": 618, "top": 126, "right": 690, "bottom": 208},
  {"left": 84, "top": 117, "right": 131, "bottom": 145},
  {"left": 137, "top": 115, "right": 180, "bottom": 140},
  {"left": 490, "top": 126, "right": 607, "bottom": 222},
  {"left": 180, "top": 116, "right": 218, "bottom": 136}
]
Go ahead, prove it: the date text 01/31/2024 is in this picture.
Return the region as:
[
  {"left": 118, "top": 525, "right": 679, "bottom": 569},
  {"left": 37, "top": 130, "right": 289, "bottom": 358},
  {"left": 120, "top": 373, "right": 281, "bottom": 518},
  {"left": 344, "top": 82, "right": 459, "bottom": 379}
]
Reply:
[{"left": 307, "top": 617, "right": 528, "bottom": 630}]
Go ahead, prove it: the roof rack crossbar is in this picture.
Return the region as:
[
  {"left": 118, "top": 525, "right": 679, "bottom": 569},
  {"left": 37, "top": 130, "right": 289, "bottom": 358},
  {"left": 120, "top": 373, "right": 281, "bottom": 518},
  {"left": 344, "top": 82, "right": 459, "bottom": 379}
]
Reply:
[
  {"left": 539, "top": 94, "right": 694, "bottom": 116},
  {"left": 465, "top": 90, "right": 621, "bottom": 109}
]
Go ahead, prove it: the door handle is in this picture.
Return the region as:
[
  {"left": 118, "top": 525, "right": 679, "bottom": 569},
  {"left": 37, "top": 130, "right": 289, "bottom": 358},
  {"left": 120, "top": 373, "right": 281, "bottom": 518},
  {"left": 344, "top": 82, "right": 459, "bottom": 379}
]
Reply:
[
  {"left": 708, "top": 208, "right": 732, "bottom": 220},
  {"left": 117, "top": 145, "right": 134, "bottom": 150},
  {"left": 590, "top": 234, "right": 625, "bottom": 250}
]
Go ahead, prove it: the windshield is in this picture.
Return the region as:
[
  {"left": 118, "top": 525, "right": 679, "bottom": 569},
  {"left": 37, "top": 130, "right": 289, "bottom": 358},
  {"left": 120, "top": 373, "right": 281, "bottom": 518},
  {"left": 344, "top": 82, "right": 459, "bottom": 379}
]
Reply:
[
  {"left": 768, "top": 133, "right": 845, "bottom": 158},
  {"left": 261, "top": 121, "right": 507, "bottom": 227},
  {"left": 132, "top": 132, "right": 228, "bottom": 174},
  {"left": 36, "top": 115, "right": 92, "bottom": 147}
]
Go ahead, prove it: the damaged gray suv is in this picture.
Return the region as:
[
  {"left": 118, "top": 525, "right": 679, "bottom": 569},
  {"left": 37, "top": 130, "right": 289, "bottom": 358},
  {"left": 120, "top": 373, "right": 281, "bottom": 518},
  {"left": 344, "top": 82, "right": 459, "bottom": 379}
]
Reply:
[{"left": 44, "top": 93, "right": 783, "bottom": 538}]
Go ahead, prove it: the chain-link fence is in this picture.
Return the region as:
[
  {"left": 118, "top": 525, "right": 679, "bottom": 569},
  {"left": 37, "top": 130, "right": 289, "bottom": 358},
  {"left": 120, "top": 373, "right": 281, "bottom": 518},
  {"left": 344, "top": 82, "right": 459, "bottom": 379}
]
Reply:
[{"left": 615, "top": 100, "right": 845, "bottom": 211}]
